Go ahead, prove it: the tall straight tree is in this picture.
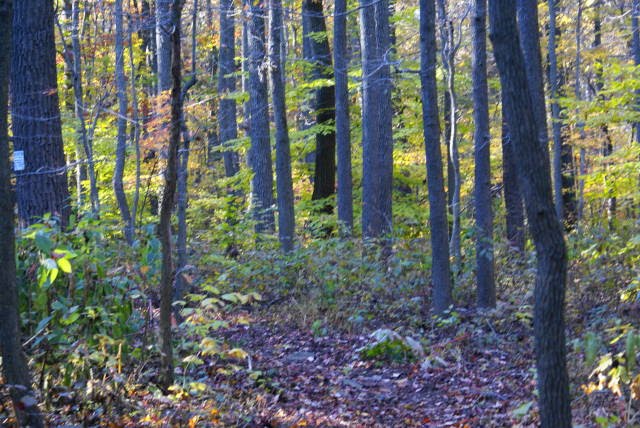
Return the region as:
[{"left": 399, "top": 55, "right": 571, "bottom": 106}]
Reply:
[
  {"left": 11, "top": 0, "right": 70, "bottom": 227},
  {"left": 489, "top": 0, "right": 572, "bottom": 425},
  {"left": 157, "top": 0, "right": 183, "bottom": 388},
  {"left": 115, "top": 0, "right": 134, "bottom": 244},
  {"left": 472, "top": 0, "right": 495, "bottom": 308},
  {"left": 0, "top": 1, "right": 44, "bottom": 425},
  {"left": 156, "top": 0, "right": 172, "bottom": 93},
  {"left": 501, "top": 117, "right": 525, "bottom": 253},
  {"left": 360, "top": 0, "right": 393, "bottom": 239},
  {"left": 218, "top": 0, "right": 240, "bottom": 179},
  {"left": 246, "top": 0, "right": 275, "bottom": 233},
  {"left": 269, "top": 0, "right": 295, "bottom": 252},
  {"left": 334, "top": 0, "right": 353, "bottom": 233},
  {"left": 302, "top": 0, "right": 336, "bottom": 207},
  {"left": 420, "top": 0, "right": 452, "bottom": 314}
]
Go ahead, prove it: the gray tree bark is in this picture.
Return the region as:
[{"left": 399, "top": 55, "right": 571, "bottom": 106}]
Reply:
[
  {"left": 334, "top": 0, "right": 353, "bottom": 233},
  {"left": 0, "top": 1, "right": 44, "bottom": 425},
  {"left": 472, "top": 0, "right": 495, "bottom": 308},
  {"left": 115, "top": 0, "right": 134, "bottom": 244},
  {"left": 420, "top": 0, "right": 452, "bottom": 314},
  {"left": 246, "top": 0, "right": 275, "bottom": 233},
  {"left": 11, "top": 0, "right": 70, "bottom": 227},
  {"left": 269, "top": 0, "right": 295, "bottom": 252},
  {"left": 489, "top": 0, "right": 572, "bottom": 425},
  {"left": 156, "top": 0, "right": 172, "bottom": 93},
  {"left": 360, "top": 0, "right": 393, "bottom": 239},
  {"left": 501, "top": 116, "right": 525, "bottom": 253},
  {"left": 158, "top": 0, "right": 183, "bottom": 389}
]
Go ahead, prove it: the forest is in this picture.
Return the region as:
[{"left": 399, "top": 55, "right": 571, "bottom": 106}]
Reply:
[{"left": 0, "top": 0, "right": 639, "bottom": 426}]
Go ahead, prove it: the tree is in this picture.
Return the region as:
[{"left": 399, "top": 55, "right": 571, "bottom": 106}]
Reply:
[
  {"left": 489, "top": 0, "right": 572, "bottom": 425},
  {"left": 303, "top": 0, "right": 336, "bottom": 208},
  {"left": 501, "top": 117, "right": 525, "bottom": 253},
  {"left": 633, "top": 0, "right": 640, "bottom": 144},
  {"left": 218, "top": 0, "right": 240, "bottom": 179},
  {"left": 334, "top": 0, "right": 353, "bottom": 233},
  {"left": 11, "top": 0, "right": 70, "bottom": 227},
  {"left": 246, "top": 0, "right": 275, "bottom": 233},
  {"left": 472, "top": 0, "right": 495, "bottom": 308},
  {"left": 156, "top": 0, "right": 172, "bottom": 93},
  {"left": 360, "top": 0, "right": 393, "bottom": 239},
  {"left": 0, "top": 1, "right": 44, "bottom": 425},
  {"left": 115, "top": 0, "right": 134, "bottom": 244},
  {"left": 420, "top": 0, "right": 452, "bottom": 314},
  {"left": 270, "top": 0, "right": 295, "bottom": 252},
  {"left": 158, "top": 0, "right": 183, "bottom": 388}
]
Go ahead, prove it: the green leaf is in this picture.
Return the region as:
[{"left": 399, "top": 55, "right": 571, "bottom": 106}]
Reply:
[
  {"left": 35, "top": 232, "right": 53, "bottom": 254},
  {"left": 57, "top": 258, "right": 72, "bottom": 274},
  {"left": 512, "top": 401, "right": 533, "bottom": 418}
]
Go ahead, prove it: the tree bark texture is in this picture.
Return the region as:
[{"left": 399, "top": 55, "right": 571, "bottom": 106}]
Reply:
[
  {"left": 420, "top": 0, "right": 452, "bottom": 314},
  {"left": 489, "top": 1, "right": 572, "bottom": 425},
  {"left": 247, "top": 0, "right": 275, "bottom": 233},
  {"left": 334, "top": 0, "right": 353, "bottom": 233},
  {"left": 11, "top": 0, "right": 70, "bottom": 227},
  {"left": 360, "top": 0, "right": 393, "bottom": 239},
  {"left": 270, "top": 0, "right": 296, "bottom": 252},
  {"left": 472, "top": 0, "right": 495, "bottom": 308}
]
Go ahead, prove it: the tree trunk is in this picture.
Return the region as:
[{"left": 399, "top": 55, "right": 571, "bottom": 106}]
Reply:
[
  {"left": 360, "top": 0, "right": 393, "bottom": 239},
  {"left": 115, "top": 0, "right": 134, "bottom": 244},
  {"left": 303, "top": 0, "right": 336, "bottom": 208},
  {"left": 575, "top": 0, "right": 587, "bottom": 222},
  {"left": 156, "top": 0, "right": 172, "bottom": 93},
  {"left": 489, "top": 1, "right": 572, "bottom": 425},
  {"left": 472, "top": 0, "right": 495, "bottom": 308},
  {"left": 71, "top": 0, "right": 100, "bottom": 214},
  {"left": 128, "top": 8, "right": 142, "bottom": 232},
  {"left": 0, "top": 2, "right": 44, "bottom": 425},
  {"left": 269, "top": 0, "right": 295, "bottom": 252},
  {"left": 11, "top": 0, "right": 70, "bottom": 227},
  {"left": 158, "top": 0, "right": 183, "bottom": 389},
  {"left": 437, "top": 0, "right": 461, "bottom": 275},
  {"left": 246, "top": 0, "right": 275, "bottom": 233},
  {"left": 334, "top": 0, "right": 353, "bottom": 233},
  {"left": 501, "top": 116, "right": 525, "bottom": 253},
  {"left": 420, "top": 0, "right": 452, "bottom": 314},
  {"left": 218, "top": 0, "right": 240, "bottom": 178},
  {"left": 633, "top": 0, "right": 640, "bottom": 144}
]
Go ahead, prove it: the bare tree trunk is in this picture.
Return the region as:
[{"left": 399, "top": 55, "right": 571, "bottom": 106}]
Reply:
[
  {"left": 334, "top": 0, "right": 353, "bottom": 233},
  {"left": 246, "top": 0, "right": 275, "bottom": 234},
  {"left": 0, "top": 2, "right": 44, "bottom": 425},
  {"left": 270, "top": 0, "right": 295, "bottom": 252},
  {"left": 575, "top": 0, "right": 587, "bottom": 223},
  {"left": 156, "top": 0, "right": 172, "bottom": 93},
  {"left": 360, "top": 0, "right": 393, "bottom": 240},
  {"left": 71, "top": 0, "right": 100, "bottom": 214},
  {"left": 219, "top": 0, "right": 240, "bottom": 179},
  {"left": 501, "top": 117, "right": 525, "bottom": 253},
  {"left": 158, "top": 0, "right": 183, "bottom": 389},
  {"left": 11, "top": 0, "right": 70, "bottom": 227},
  {"left": 489, "top": 1, "right": 571, "bottom": 425},
  {"left": 472, "top": 0, "right": 495, "bottom": 308},
  {"left": 128, "top": 0, "right": 142, "bottom": 231},
  {"left": 437, "top": 0, "right": 461, "bottom": 275},
  {"left": 420, "top": 0, "right": 452, "bottom": 314},
  {"left": 115, "top": 0, "right": 134, "bottom": 244}
]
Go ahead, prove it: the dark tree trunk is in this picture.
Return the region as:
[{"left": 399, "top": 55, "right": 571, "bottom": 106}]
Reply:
[
  {"left": 501, "top": 116, "right": 525, "bottom": 253},
  {"left": 489, "top": 1, "right": 572, "bottom": 426},
  {"left": 218, "top": 0, "right": 240, "bottom": 178},
  {"left": 334, "top": 0, "right": 353, "bottom": 233},
  {"left": 269, "top": 0, "right": 295, "bottom": 252},
  {"left": 303, "top": 0, "right": 336, "bottom": 207},
  {"left": 158, "top": 0, "right": 183, "bottom": 389},
  {"left": 156, "top": 0, "right": 172, "bottom": 93},
  {"left": 115, "top": 0, "right": 134, "bottom": 244},
  {"left": 420, "top": 0, "right": 452, "bottom": 314},
  {"left": 472, "top": 0, "right": 495, "bottom": 308},
  {"left": 246, "top": 0, "right": 275, "bottom": 233},
  {"left": 360, "top": 0, "right": 393, "bottom": 239},
  {"left": 11, "top": 0, "right": 70, "bottom": 227},
  {"left": 0, "top": 2, "right": 44, "bottom": 425}
]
